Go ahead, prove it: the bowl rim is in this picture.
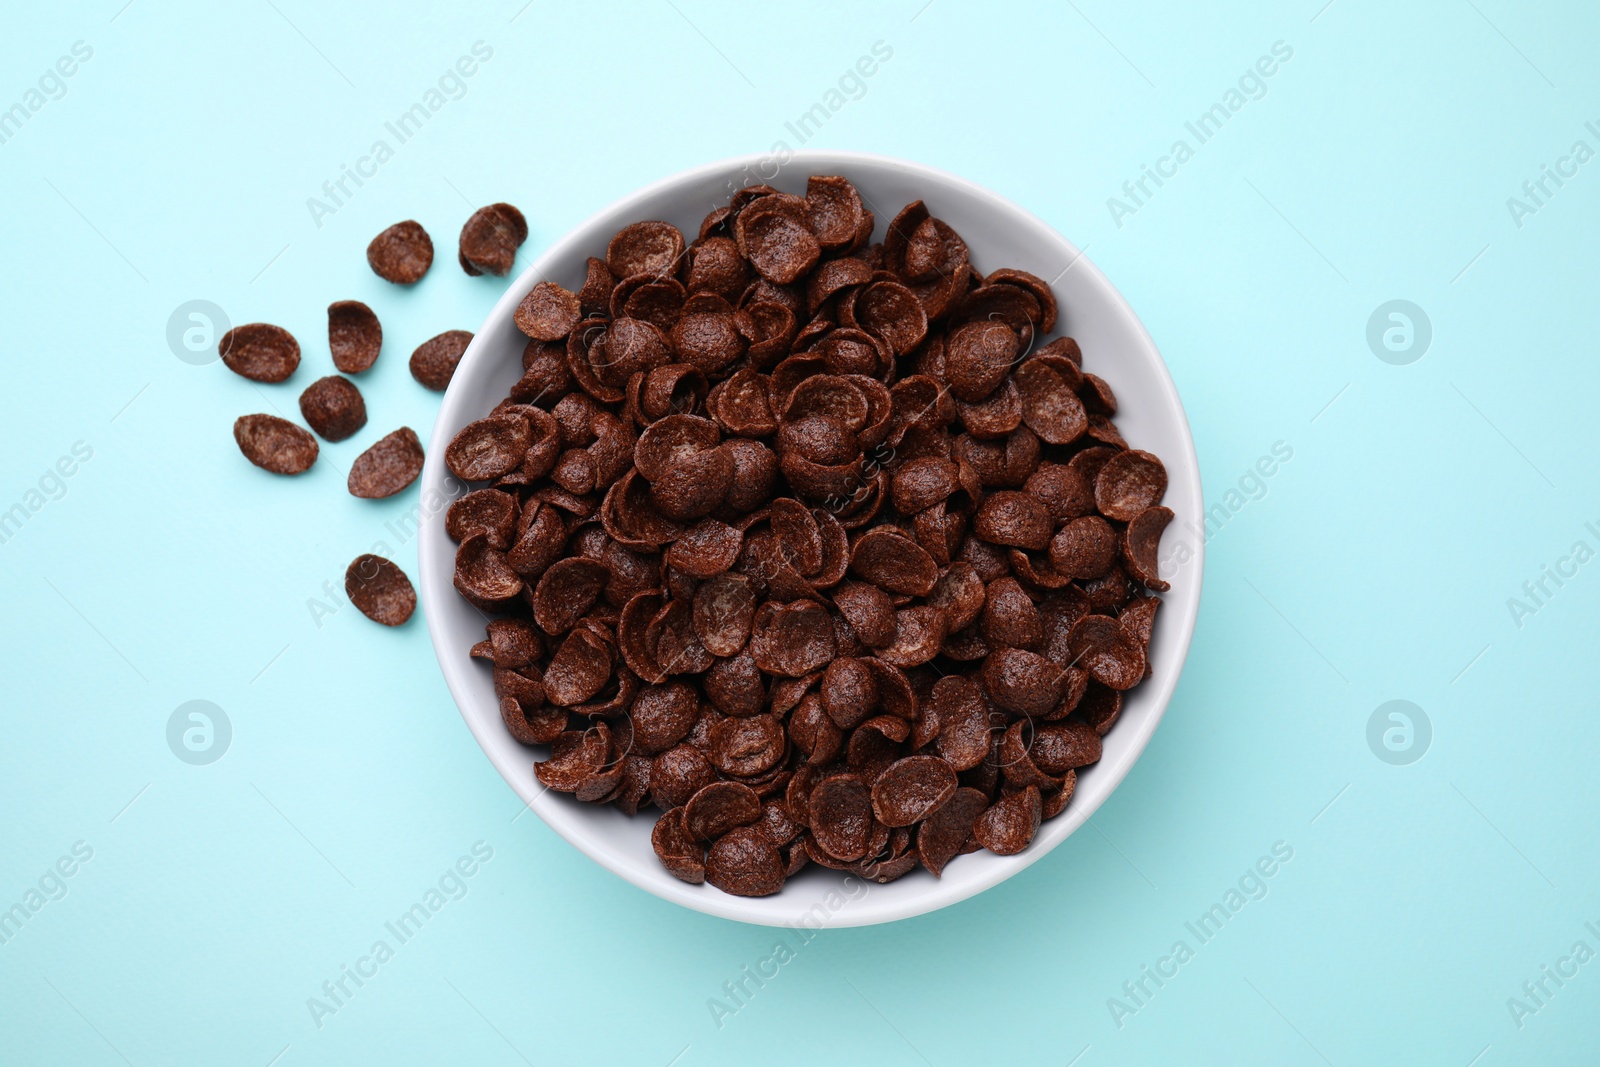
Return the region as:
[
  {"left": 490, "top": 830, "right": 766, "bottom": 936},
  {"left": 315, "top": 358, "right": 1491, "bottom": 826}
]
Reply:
[{"left": 419, "top": 149, "right": 1204, "bottom": 927}]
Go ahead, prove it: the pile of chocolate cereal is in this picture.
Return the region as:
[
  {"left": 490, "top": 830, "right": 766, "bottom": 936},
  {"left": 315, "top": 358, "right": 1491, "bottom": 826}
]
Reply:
[{"left": 443, "top": 176, "right": 1174, "bottom": 897}]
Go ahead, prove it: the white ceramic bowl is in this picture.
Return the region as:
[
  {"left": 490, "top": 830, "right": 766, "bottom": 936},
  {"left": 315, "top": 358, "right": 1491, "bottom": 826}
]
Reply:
[{"left": 419, "top": 151, "right": 1203, "bottom": 927}]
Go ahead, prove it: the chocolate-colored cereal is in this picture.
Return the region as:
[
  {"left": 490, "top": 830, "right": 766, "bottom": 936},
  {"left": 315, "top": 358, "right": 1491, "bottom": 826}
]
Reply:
[
  {"left": 1026, "top": 462, "right": 1094, "bottom": 521},
  {"left": 578, "top": 256, "right": 617, "bottom": 315},
  {"left": 668, "top": 519, "right": 743, "bottom": 579},
  {"left": 367, "top": 220, "right": 434, "bottom": 284},
  {"left": 1065, "top": 614, "right": 1147, "bottom": 690},
  {"left": 535, "top": 725, "right": 611, "bottom": 792},
  {"left": 805, "top": 175, "right": 865, "bottom": 250},
  {"left": 532, "top": 557, "right": 609, "bottom": 635},
  {"left": 1094, "top": 449, "right": 1168, "bottom": 522},
  {"left": 1049, "top": 515, "right": 1118, "bottom": 580},
  {"left": 543, "top": 626, "right": 614, "bottom": 706},
  {"left": 748, "top": 601, "right": 835, "bottom": 677},
  {"left": 685, "top": 780, "right": 762, "bottom": 841},
  {"left": 501, "top": 693, "right": 564, "bottom": 747},
  {"left": 709, "top": 715, "right": 785, "bottom": 777},
  {"left": 447, "top": 413, "right": 532, "bottom": 481},
  {"left": 410, "top": 330, "right": 473, "bottom": 391},
  {"left": 440, "top": 176, "right": 1181, "bottom": 895},
  {"left": 854, "top": 280, "right": 928, "bottom": 357},
  {"left": 986, "top": 268, "right": 1058, "bottom": 333},
  {"left": 980, "top": 576, "right": 1043, "bottom": 649},
  {"left": 652, "top": 807, "right": 706, "bottom": 884},
  {"left": 608, "top": 221, "right": 686, "bottom": 280},
  {"left": 945, "top": 320, "right": 1018, "bottom": 402},
  {"left": 1030, "top": 720, "right": 1102, "bottom": 775},
  {"left": 220, "top": 323, "right": 300, "bottom": 382},
  {"left": 929, "top": 676, "right": 989, "bottom": 771},
  {"left": 629, "top": 683, "right": 699, "bottom": 755},
  {"left": 808, "top": 774, "right": 874, "bottom": 861},
  {"left": 789, "top": 692, "right": 843, "bottom": 764},
  {"left": 736, "top": 199, "right": 821, "bottom": 285},
  {"left": 706, "top": 825, "right": 785, "bottom": 897},
  {"left": 974, "top": 491, "right": 1053, "bottom": 550},
  {"left": 877, "top": 606, "right": 950, "bottom": 668},
  {"left": 918, "top": 787, "right": 988, "bottom": 876},
  {"left": 891, "top": 455, "right": 960, "bottom": 515},
  {"left": 821, "top": 657, "right": 878, "bottom": 730},
  {"left": 1122, "top": 506, "right": 1173, "bottom": 591},
  {"left": 1120, "top": 595, "right": 1160, "bottom": 659},
  {"left": 651, "top": 746, "right": 717, "bottom": 809},
  {"left": 344, "top": 554, "right": 416, "bottom": 626},
  {"left": 515, "top": 281, "right": 582, "bottom": 341},
  {"left": 486, "top": 619, "right": 543, "bottom": 669},
  {"left": 348, "top": 427, "right": 423, "bottom": 499},
  {"left": 850, "top": 528, "right": 938, "bottom": 596},
  {"left": 982, "top": 647, "right": 1063, "bottom": 718},
  {"left": 755, "top": 797, "right": 802, "bottom": 847},
  {"left": 872, "top": 756, "right": 957, "bottom": 827},
  {"left": 1015, "top": 357, "right": 1086, "bottom": 444},
  {"left": 1079, "top": 683, "right": 1122, "bottom": 735},
  {"left": 459, "top": 203, "right": 527, "bottom": 276},
  {"left": 831, "top": 581, "right": 895, "bottom": 648},
  {"left": 454, "top": 532, "right": 523, "bottom": 609},
  {"left": 328, "top": 300, "right": 382, "bottom": 373},
  {"left": 1080, "top": 372, "right": 1118, "bottom": 415},
  {"left": 234, "top": 414, "right": 318, "bottom": 474},
  {"left": 972, "top": 784, "right": 1042, "bottom": 855},
  {"left": 297, "top": 376, "right": 367, "bottom": 442},
  {"left": 448, "top": 489, "right": 517, "bottom": 549},
  {"left": 692, "top": 573, "right": 756, "bottom": 657}
]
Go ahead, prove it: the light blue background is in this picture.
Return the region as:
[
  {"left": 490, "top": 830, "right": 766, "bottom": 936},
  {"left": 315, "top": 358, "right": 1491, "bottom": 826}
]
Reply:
[{"left": 2, "top": 1, "right": 1596, "bottom": 1063}]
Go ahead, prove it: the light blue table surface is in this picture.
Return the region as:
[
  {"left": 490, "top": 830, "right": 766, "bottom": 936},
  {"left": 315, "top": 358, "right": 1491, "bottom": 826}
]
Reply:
[{"left": 3, "top": 1, "right": 1597, "bottom": 1063}]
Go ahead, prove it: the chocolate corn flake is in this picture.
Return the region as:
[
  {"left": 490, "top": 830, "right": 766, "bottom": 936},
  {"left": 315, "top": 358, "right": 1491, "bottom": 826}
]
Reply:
[
  {"left": 808, "top": 773, "right": 874, "bottom": 862},
  {"left": 917, "top": 786, "right": 988, "bottom": 877},
  {"left": 651, "top": 746, "right": 717, "bottom": 809},
  {"left": 515, "top": 281, "right": 581, "bottom": 342},
  {"left": 685, "top": 780, "right": 762, "bottom": 841},
  {"left": 447, "top": 488, "right": 517, "bottom": 549},
  {"left": 367, "top": 220, "right": 434, "bottom": 284},
  {"left": 709, "top": 714, "right": 786, "bottom": 777},
  {"left": 1049, "top": 515, "right": 1118, "bottom": 580},
  {"left": 443, "top": 175, "right": 1178, "bottom": 896},
  {"left": 705, "top": 825, "right": 786, "bottom": 897},
  {"left": 872, "top": 756, "right": 957, "bottom": 827},
  {"left": 1065, "top": 614, "right": 1147, "bottom": 691},
  {"left": 653, "top": 807, "right": 706, "bottom": 884},
  {"left": 348, "top": 427, "right": 423, "bottom": 499},
  {"left": 403, "top": 329, "right": 470, "bottom": 391},
  {"left": 608, "top": 221, "right": 686, "bottom": 280},
  {"left": 1122, "top": 506, "right": 1173, "bottom": 591},
  {"left": 1030, "top": 720, "right": 1102, "bottom": 776},
  {"left": 535, "top": 724, "right": 611, "bottom": 792},
  {"left": 234, "top": 414, "right": 317, "bottom": 475},
  {"left": 945, "top": 320, "right": 1019, "bottom": 403},
  {"left": 1094, "top": 449, "right": 1168, "bottom": 522},
  {"left": 972, "top": 784, "right": 1042, "bottom": 855},
  {"left": 328, "top": 300, "right": 382, "bottom": 374},
  {"left": 344, "top": 554, "right": 415, "bottom": 626},
  {"left": 459, "top": 202, "right": 527, "bottom": 277},
  {"left": 736, "top": 198, "right": 821, "bottom": 285},
  {"left": 298, "top": 376, "right": 367, "bottom": 442},
  {"left": 974, "top": 491, "right": 1053, "bottom": 551},
  {"left": 446, "top": 413, "right": 532, "bottom": 481},
  {"left": 805, "top": 175, "right": 865, "bottom": 250},
  {"left": 220, "top": 323, "right": 300, "bottom": 383}
]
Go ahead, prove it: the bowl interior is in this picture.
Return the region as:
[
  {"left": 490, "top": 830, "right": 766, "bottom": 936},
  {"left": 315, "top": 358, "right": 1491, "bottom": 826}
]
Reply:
[{"left": 419, "top": 151, "right": 1203, "bottom": 927}]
